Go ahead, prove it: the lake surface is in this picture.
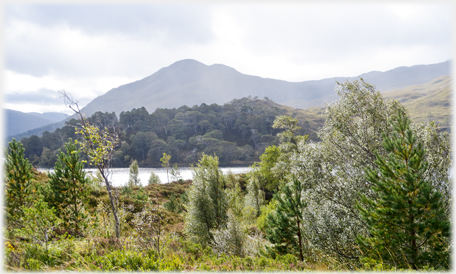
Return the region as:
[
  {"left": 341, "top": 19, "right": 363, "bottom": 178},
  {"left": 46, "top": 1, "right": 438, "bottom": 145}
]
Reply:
[{"left": 39, "top": 167, "right": 252, "bottom": 187}]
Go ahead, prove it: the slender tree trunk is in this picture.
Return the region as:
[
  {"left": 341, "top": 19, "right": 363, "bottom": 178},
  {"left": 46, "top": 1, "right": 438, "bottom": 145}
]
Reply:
[
  {"left": 100, "top": 168, "right": 120, "bottom": 238},
  {"left": 296, "top": 216, "right": 304, "bottom": 262},
  {"left": 74, "top": 182, "right": 78, "bottom": 235},
  {"left": 410, "top": 207, "right": 417, "bottom": 270}
]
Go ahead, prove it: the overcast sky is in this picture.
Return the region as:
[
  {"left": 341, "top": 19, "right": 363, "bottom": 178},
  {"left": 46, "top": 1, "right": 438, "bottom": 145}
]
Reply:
[{"left": 3, "top": 2, "right": 453, "bottom": 114}]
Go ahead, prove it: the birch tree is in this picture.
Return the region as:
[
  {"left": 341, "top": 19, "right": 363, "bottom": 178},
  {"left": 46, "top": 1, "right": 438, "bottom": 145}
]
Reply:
[{"left": 60, "top": 91, "right": 121, "bottom": 238}]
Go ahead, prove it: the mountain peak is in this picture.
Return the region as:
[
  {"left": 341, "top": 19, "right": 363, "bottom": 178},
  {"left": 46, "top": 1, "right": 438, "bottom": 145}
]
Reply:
[
  {"left": 167, "top": 59, "right": 207, "bottom": 68},
  {"left": 165, "top": 59, "right": 238, "bottom": 74}
]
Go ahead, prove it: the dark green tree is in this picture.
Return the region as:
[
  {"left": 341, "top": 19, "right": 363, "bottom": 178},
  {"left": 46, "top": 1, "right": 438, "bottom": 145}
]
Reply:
[
  {"left": 266, "top": 178, "right": 307, "bottom": 262},
  {"left": 356, "top": 112, "right": 450, "bottom": 270},
  {"left": 47, "top": 139, "right": 90, "bottom": 235},
  {"left": 5, "top": 139, "right": 34, "bottom": 224}
]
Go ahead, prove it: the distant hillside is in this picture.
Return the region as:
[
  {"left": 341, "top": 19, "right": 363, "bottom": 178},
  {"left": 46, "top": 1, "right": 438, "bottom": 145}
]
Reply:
[
  {"left": 4, "top": 109, "right": 68, "bottom": 137},
  {"left": 16, "top": 97, "right": 326, "bottom": 168},
  {"left": 79, "top": 59, "right": 451, "bottom": 117},
  {"left": 30, "top": 112, "right": 68, "bottom": 123},
  {"left": 383, "top": 75, "right": 451, "bottom": 129}
]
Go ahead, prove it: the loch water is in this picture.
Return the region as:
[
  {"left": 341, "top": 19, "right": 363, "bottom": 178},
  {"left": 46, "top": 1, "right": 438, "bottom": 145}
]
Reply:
[{"left": 39, "top": 167, "right": 252, "bottom": 187}]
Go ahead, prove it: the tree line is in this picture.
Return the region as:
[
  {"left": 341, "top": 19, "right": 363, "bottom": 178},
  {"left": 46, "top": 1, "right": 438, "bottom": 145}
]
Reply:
[{"left": 17, "top": 97, "right": 321, "bottom": 168}]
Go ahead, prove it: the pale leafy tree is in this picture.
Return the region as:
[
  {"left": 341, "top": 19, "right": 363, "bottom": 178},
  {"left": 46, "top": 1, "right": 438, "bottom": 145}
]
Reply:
[
  {"left": 170, "top": 163, "right": 182, "bottom": 181},
  {"left": 184, "top": 153, "right": 228, "bottom": 246},
  {"left": 244, "top": 175, "right": 265, "bottom": 218},
  {"left": 60, "top": 91, "right": 121, "bottom": 238},
  {"left": 160, "top": 153, "right": 171, "bottom": 183},
  {"left": 132, "top": 197, "right": 166, "bottom": 257},
  {"left": 128, "top": 159, "right": 141, "bottom": 187},
  {"left": 213, "top": 209, "right": 246, "bottom": 257},
  {"left": 288, "top": 79, "right": 451, "bottom": 262},
  {"left": 272, "top": 116, "right": 308, "bottom": 179},
  {"left": 225, "top": 180, "right": 245, "bottom": 219},
  {"left": 273, "top": 115, "right": 306, "bottom": 152}
]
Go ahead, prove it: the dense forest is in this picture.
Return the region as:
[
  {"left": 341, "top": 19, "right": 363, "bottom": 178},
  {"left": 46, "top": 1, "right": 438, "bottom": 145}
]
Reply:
[
  {"left": 4, "top": 79, "right": 451, "bottom": 271},
  {"left": 17, "top": 97, "right": 323, "bottom": 168}
]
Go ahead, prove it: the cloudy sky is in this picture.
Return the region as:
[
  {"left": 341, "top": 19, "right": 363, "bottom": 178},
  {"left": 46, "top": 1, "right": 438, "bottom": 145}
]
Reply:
[{"left": 3, "top": 2, "right": 453, "bottom": 114}]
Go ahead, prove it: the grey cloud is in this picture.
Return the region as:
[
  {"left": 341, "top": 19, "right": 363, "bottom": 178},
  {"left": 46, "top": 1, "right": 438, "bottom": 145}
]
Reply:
[
  {"left": 5, "top": 4, "right": 216, "bottom": 78},
  {"left": 6, "top": 4, "right": 215, "bottom": 44},
  {"left": 6, "top": 89, "right": 93, "bottom": 106}
]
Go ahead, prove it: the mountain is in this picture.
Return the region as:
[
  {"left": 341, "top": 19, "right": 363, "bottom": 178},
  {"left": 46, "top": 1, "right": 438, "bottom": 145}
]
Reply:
[
  {"left": 7, "top": 60, "right": 451, "bottom": 141},
  {"left": 4, "top": 109, "right": 68, "bottom": 137},
  {"left": 29, "top": 112, "right": 68, "bottom": 123},
  {"left": 78, "top": 59, "right": 451, "bottom": 117}
]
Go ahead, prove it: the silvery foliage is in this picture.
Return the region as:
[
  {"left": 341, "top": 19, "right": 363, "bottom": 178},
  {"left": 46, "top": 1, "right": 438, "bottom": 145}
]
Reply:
[
  {"left": 184, "top": 154, "right": 228, "bottom": 246},
  {"left": 226, "top": 181, "right": 245, "bottom": 219},
  {"left": 170, "top": 164, "right": 182, "bottom": 181},
  {"left": 271, "top": 116, "right": 308, "bottom": 181},
  {"left": 409, "top": 121, "right": 451, "bottom": 213},
  {"left": 243, "top": 229, "right": 272, "bottom": 257},
  {"left": 212, "top": 208, "right": 271, "bottom": 257},
  {"left": 244, "top": 175, "right": 265, "bottom": 217},
  {"left": 132, "top": 198, "right": 164, "bottom": 254},
  {"left": 212, "top": 209, "right": 246, "bottom": 257},
  {"left": 286, "top": 79, "right": 451, "bottom": 260}
]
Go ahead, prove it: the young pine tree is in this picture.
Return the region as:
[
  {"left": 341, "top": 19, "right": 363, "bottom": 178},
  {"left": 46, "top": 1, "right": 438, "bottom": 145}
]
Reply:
[
  {"left": 128, "top": 159, "right": 141, "bottom": 187},
  {"left": 148, "top": 171, "right": 161, "bottom": 185},
  {"left": 266, "top": 178, "right": 307, "bottom": 262},
  {"left": 184, "top": 153, "right": 228, "bottom": 246},
  {"left": 356, "top": 111, "right": 450, "bottom": 270},
  {"left": 47, "top": 139, "right": 90, "bottom": 236},
  {"left": 5, "top": 139, "right": 34, "bottom": 225}
]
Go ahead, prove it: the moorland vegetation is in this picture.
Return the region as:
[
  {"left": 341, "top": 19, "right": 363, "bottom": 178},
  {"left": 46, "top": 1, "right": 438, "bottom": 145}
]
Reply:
[{"left": 4, "top": 79, "right": 451, "bottom": 271}]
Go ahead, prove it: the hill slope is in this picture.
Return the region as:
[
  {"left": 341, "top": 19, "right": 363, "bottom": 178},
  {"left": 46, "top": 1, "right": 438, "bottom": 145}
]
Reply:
[
  {"left": 4, "top": 109, "right": 68, "bottom": 137},
  {"left": 382, "top": 75, "right": 452, "bottom": 128},
  {"left": 79, "top": 59, "right": 451, "bottom": 117}
]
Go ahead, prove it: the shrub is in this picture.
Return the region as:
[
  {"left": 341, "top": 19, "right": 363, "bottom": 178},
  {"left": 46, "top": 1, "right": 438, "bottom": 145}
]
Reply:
[{"left": 148, "top": 171, "right": 161, "bottom": 185}]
